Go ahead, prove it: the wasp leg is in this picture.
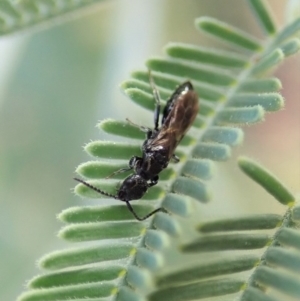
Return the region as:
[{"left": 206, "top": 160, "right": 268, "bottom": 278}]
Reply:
[
  {"left": 126, "top": 201, "right": 167, "bottom": 221},
  {"left": 148, "top": 70, "right": 161, "bottom": 131},
  {"left": 105, "top": 156, "right": 142, "bottom": 179},
  {"left": 171, "top": 154, "right": 180, "bottom": 163},
  {"left": 126, "top": 118, "right": 152, "bottom": 135},
  {"left": 162, "top": 97, "right": 173, "bottom": 125},
  {"left": 105, "top": 167, "right": 132, "bottom": 179},
  {"left": 129, "top": 156, "right": 142, "bottom": 169},
  {"left": 148, "top": 175, "right": 159, "bottom": 187}
]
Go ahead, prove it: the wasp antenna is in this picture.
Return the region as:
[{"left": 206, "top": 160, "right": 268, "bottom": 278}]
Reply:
[
  {"left": 148, "top": 70, "right": 161, "bottom": 104},
  {"left": 73, "top": 178, "right": 117, "bottom": 199}
]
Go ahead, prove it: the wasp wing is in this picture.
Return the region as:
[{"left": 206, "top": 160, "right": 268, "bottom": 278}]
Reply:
[{"left": 148, "top": 86, "right": 199, "bottom": 160}]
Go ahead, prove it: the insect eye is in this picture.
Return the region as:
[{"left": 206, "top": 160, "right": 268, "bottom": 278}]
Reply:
[{"left": 118, "top": 190, "right": 126, "bottom": 200}]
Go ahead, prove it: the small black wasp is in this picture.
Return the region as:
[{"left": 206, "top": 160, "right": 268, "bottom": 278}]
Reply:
[{"left": 74, "top": 72, "right": 199, "bottom": 221}]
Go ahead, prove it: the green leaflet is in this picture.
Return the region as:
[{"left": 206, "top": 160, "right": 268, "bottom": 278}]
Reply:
[
  {"left": 131, "top": 70, "right": 224, "bottom": 101},
  {"left": 156, "top": 255, "right": 259, "bottom": 286},
  {"left": 181, "top": 233, "right": 270, "bottom": 252},
  {"left": 18, "top": 282, "right": 115, "bottom": 301},
  {"left": 202, "top": 127, "right": 244, "bottom": 146},
  {"left": 215, "top": 106, "right": 265, "bottom": 125},
  {"left": 147, "top": 57, "right": 236, "bottom": 86},
  {"left": 144, "top": 229, "right": 170, "bottom": 251},
  {"left": 241, "top": 287, "right": 280, "bottom": 301},
  {"left": 152, "top": 212, "right": 181, "bottom": 237},
  {"left": 181, "top": 158, "right": 215, "bottom": 180},
  {"left": 292, "top": 205, "right": 300, "bottom": 222},
  {"left": 192, "top": 142, "right": 231, "bottom": 161},
  {"left": 238, "top": 78, "right": 281, "bottom": 93},
  {"left": 247, "top": 0, "right": 277, "bottom": 35},
  {"left": 228, "top": 93, "right": 284, "bottom": 112},
  {"left": 265, "top": 247, "right": 300, "bottom": 273},
  {"left": 59, "top": 204, "right": 156, "bottom": 223},
  {"left": 277, "top": 227, "right": 300, "bottom": 250},
  {"left": 280, "top": 38, "right": 300, "bottom": 56},
  {"left": 136, "top": 247, "right": 164, "bottom": 271},
  {"left": 238, "top": 157, "right": 295, "bottom": 206},
  {"left": 254, "top": 266, "right": 300, "bottom": 298},
  {"left": 126, "top": 266, "right": 153, "bottom": 291},
  {"left": 29, "top": 266, "right": 123, "bottom": 288},
  {"left": 149, "top": 278, "right": 244, "bottom": 301},
  {"left": 165, "top": 42, "right": 248, "bottom": 68},
  {"left": 250, "top": 49, "right": 284, "bottom": 76},
  {"left": 197, "top": 214, "right": 283, "bottom": 232},
  {"left": 59, "top": 221, "right": 145, "bottom": 242},
  {"left": 39, "top": 244, "right": 134, "bottom": 270},
  {"left": 196, "top": 17, "right": 262, "bottom": 51}
]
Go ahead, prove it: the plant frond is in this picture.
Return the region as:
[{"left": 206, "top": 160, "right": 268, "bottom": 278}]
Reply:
[
  {"left": 18, "top": 1, "right": 300, "bottom": 301},
  {"left": 0, "top": 0, "right": 108, "bottom": 35},
  {"left": 151, "top": 157, "right": 299, "bottom": 301}
]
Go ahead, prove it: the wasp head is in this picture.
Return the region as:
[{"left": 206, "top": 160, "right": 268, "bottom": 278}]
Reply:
[{"left": 117, "top": 174, "right": 148, "bottom": 201}]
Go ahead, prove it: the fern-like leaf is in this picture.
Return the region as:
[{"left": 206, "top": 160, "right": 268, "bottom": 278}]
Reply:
[
  {"left": 18, "top": 1, "right": 300, "bottom": 301},
  {"left": 150, "top": 157, "right": 299, "bottom": 301},
  {"left": 0, "top": 0, "right": 108, "bottom": 35}
]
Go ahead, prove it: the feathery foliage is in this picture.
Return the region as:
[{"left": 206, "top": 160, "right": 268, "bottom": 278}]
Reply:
[
  {"left": 18, "top": 1, "right": 300, "bottom": 301},
  {"left": 150, "top": 157, "right": 299, "bottom": 301},
  {"left": 0, "top": 0, "right": 108, "bottom": 35}
]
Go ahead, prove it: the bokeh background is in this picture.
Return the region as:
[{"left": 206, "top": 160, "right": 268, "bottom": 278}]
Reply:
[{"left": 0, "top": 0, "right": 299, "bottom": 300}]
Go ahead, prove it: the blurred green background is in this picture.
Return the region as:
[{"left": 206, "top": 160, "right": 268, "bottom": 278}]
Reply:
[{"left": 0, "top": 0, "right": 298, "bottom": 300}]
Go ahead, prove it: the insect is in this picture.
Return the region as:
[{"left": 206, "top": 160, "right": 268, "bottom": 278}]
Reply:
[{"left": 74, "top": 72, "right": 199, "bottom": 221}]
